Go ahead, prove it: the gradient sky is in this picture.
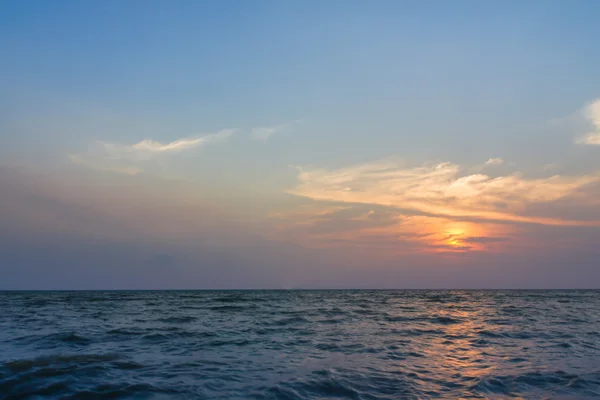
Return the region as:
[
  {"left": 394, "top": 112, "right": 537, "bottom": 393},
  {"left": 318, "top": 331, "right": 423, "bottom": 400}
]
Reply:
[{"left": 2, "top": 0, "right": 600, "bottom": 289}]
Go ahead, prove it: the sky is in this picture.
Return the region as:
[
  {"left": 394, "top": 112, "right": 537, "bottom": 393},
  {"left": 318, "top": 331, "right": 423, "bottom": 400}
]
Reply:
[{"left": 1, "top": 0, "right": 600, "bottom": 289}]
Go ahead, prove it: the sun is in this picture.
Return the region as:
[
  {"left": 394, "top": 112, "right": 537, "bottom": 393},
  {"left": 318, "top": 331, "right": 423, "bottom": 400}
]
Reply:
[
  {"left": 445, "top": 228, "right": 466, "bottom": 248},
  {"left": 390, "top": 215, "right": 508, "bottom": 253}
]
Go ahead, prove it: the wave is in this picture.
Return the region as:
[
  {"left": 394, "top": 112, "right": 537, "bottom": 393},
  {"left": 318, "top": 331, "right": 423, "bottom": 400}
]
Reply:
[
  {"left": 208, "top": 304, "right": 258, "bottom": 312},
  {"left": 2, "top": 290, "right": 599, "bottom": 399},
  {"left": 2, "top": 353, "right": 121, "bottom": 373},
  {"left": 155, "top": 316, "right": 197, "bottom": 324},
  {"left": 431, "top": 316, "right": 462, "bottom": 324},
  {"left": 473, "top": 371, "right": 600, "bottom": 398}
]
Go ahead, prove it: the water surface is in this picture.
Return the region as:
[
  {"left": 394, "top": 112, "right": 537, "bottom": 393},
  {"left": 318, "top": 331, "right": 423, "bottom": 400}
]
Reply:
[{"left": 1, "top": 290, "right": 599, "bottom": 399}]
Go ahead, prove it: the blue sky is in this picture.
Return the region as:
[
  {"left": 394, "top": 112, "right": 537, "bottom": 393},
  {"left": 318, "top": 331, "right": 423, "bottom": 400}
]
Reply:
[{"left": 1, "top": 0, "right": 600, "bottom": 288}]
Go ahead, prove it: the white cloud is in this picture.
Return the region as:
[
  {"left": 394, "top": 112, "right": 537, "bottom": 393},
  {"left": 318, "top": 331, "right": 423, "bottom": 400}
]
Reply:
[
  {"left": 251, "top": 120, "right": 300, "bottom": 141},
  {"left": 579, "top": 133, "right": 600, "bottom": 145},
  {"left": 101, "top": 129, "right": 234, "bottom": 160},
  {"left": 470, "top": 157, "right": 508, "bottom": 173},
  {"left": 132, "top": 130, "right": 233, "bottom": 153},
  {"left": 70, "top": 129, "right": 234, "bottom": 174},
  {"left": 576, "top": 98, "right": 600, "bottom": 145},
  {"left": 485, "top": 157, "right": 504, "bottom": 166},
  {"left": 289, "top": 159, "right": 600, "bottom": 227}
]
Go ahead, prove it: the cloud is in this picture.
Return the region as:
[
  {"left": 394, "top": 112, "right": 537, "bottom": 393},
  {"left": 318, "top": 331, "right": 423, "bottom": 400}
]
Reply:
[
  {"left": 288, "top": 159, "right": 600, "bottom": 227},
  {"left": 70, "top": 129, "right": 234, "bottom": 174},
  {"left": 485, "top": 157, "right": 504, "bottom": 166},
  {"left": 576, "top": 98, "right": 600, "bottom": 145},
  {"left": 251, "top": 120, "right": 300, "bottom": 141},
  {"left": 269, "top": 202, "right": 512, "bottom": 254},
  {"left": 469, "top": 157, "right": 508, "bottom": 173},
  {"left": 131, "top": 129, "right": 233, "bottom": 153},
  {"left": 100, "top": 129, "right": 234, "bottom": 160},
  {"left": 461, "top": 236, "right": 509, "bottom": 244},
  {"left": 3, "top": 166, "right": 600, "bottom": 288}
]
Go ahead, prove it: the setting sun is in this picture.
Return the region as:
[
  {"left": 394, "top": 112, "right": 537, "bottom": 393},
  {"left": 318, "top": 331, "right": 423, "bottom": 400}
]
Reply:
[
  {"left": 443, "top": 226, "right": 470, "bottom": 249},
  {"left": 412, "top": 220, "right": 508, "bottom": 253}
]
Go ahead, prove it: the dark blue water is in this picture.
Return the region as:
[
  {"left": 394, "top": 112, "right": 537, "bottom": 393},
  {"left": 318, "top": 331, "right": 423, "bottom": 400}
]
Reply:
[{"left": 1, "top": 290, "right": 599, "bottom": 399}]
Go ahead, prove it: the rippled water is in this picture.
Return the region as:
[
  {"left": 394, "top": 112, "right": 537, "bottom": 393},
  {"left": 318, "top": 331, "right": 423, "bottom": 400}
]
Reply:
[{"left": 1, "top": 290, "right": 599, "bottom": 399}]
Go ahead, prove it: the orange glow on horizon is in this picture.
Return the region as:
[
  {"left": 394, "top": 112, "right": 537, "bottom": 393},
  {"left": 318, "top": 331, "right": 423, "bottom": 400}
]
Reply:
[
  {"left": 269, "top": 208, "right": 513, "bottom": 255},
  {"left": 397, "top": 217, "right": 500, "bottom": 253}
]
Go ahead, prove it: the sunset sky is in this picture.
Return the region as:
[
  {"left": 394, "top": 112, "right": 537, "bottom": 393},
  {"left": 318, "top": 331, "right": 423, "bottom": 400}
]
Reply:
[{"left": 1, "top": 0, "right": 600, "bottom": 289}]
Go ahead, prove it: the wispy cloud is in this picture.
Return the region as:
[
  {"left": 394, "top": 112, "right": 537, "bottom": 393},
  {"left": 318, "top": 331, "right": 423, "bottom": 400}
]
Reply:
[
  {"left": 100, "top": 129, "right": 234, "bottom": 160},
  {"left": 128, "top": 131, "right": 232, "bottom": 153},
  {"left": 485, "top": 157, "right": 504, "bottom": 166},
  {"left": 470, "top": 157, "right": 508, "bottom": 173},
  {"left": 288, "top": 159, "right": 600, "bottom": 227},
  {"left": 70, "top": 129, "right": 234, "bottom": 175},
  {"left": 251, "top": 120, "right": 300, "bottom": 141},
  {"left": 576, "top": 98, "right": 600, "bottom": 145}
]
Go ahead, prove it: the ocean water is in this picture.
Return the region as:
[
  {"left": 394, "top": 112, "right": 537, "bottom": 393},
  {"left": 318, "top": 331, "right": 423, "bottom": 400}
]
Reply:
[{"left": 0, "top": 291, "right": 599, "bottom": 399}]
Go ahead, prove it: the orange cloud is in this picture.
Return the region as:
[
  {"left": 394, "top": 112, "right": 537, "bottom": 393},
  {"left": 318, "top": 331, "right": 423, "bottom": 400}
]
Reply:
[
  {"left": 268, "top": 204, "right": 514, "bottom": 254},
  {"left": 288, "top": 160, "right": 600, "bottom": 227}
]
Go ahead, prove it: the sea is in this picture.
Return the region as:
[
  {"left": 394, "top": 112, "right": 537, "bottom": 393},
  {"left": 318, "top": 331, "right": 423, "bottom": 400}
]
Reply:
[{"left": 1, "top": 290, "right": 599, "bottom": 399}]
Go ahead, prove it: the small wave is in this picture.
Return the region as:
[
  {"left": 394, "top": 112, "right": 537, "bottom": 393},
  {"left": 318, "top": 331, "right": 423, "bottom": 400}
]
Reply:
[
  {"left": 546, "top": 342, "right": 573, "bottom": 349},
  {"left": 426, "top": 295, "right": 449, "bottom": 303},
  {"left": 395, "top": 328, "right": 446, "bottom": 336},
  {"left": 270, "top": 316, "right": 310, "bottom": 326},
  {"left": 473, "top": 370, "right": 600, "bottom": 397},
  {"left": 11, "top": 332, "right": 92, "bottom": 347},
  {"left": 321, "top": 307, "right": 346, "bottom": 316},
  {"left": 86, "top": 296, "right": 113, "bottom": 302},
  {"left": 106, "top": 328, "right": 144, "bottom": 336},
  {"left": 509, "top": 357, "right": 528, "bottom": 363},
  {"left": 2, "top": 353, "right": 120, "bottom": 373},
  {"left": 352, "top": 308, "right": 378, "bottom": 315},
  {"left": 0, "top": 381, "right": 71, "bottom": 398},
  {"left": 384, "top": 315, "right": 414, "bottom": 322},
  {"left": 317, "top": 318, "right": 344, "bottom": 325},
  {"left": 387, "top": 350, "right": 424, "bottom": 360},
  {"left": 155, "top": 316, "right": 197, "bottom": 324},
  {"left": 24, "top": 299, "right": 50, "bottom": 307},
  {"left": 477, "top": 329, "right": 503, "bottom": 338},
  {"left": 208, "top": 304, "right": 257, "bottom": 312},
  {"left": 431, "top": 316, "right": 461, "bottom": 324},
  {"left": 64, "top": 383, "right": 180, "bottom": 398},
  {"left": 213, "top": 294, "right": 251, "bottom": 303},
  {"left": 301, "top": 377, "right": 362, "bottom": 399},
  {"left": 109, "top": 360, "right": 145, "bottom": 370},
  {"left": 55, "top": 332, "right": 91, "bottom": 345},
  {"left": 477, "top": 329, "right": 539, "bottom": 340},
  {"left": 207, "top": 338, "right": 251, "bottom": 347},
  {"left": 501, "top": 306, "right": 523, "bottom": 314},
  {"left": 315, "top": 343, "right": 344, "bottom": 352},
  {"left": 140, "top": 331, "right": 197, "bottom": 342}
]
